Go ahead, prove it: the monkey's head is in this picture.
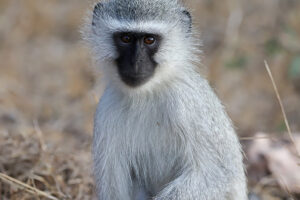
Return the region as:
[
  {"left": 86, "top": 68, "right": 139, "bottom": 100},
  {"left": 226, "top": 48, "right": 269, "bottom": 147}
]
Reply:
[{"left": 84, "top": 0, "right": 199, "bottom": 92}]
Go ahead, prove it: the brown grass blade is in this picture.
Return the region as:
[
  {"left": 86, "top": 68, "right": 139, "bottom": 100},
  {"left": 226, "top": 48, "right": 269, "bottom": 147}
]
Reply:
[
  {"left": 0, "top": 173, "right": 59, "bottom": 200},
  {"left": 264, "top": 60, "right": 300, "bottom": 157}
]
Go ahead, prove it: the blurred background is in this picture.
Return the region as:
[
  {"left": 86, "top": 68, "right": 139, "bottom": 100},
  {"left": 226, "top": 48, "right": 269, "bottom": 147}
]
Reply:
[{"left": 0, "top": 0, "right": 300, "bottom": 199}]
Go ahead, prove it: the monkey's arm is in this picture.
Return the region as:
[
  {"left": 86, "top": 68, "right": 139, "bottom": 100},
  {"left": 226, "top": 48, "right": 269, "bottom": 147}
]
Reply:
[
  {"left": 93, "top": 145, "right": 134, "bottom": 200},
  {"left": 152, "top": 79, "right": 247, "bottom": 200},
  {"left": 152, "top": 127, "right": 247, "bottom": 200},
  {"left": 93, "top": 114, "right": 134, "bottom": 200}
]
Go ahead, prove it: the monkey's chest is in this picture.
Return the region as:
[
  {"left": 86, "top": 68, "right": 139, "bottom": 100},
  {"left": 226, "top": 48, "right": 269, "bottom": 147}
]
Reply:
[
  {"left": 104, "top": 107, "right": 180, "bottom": 189},
  {"left": 96, "top": 94, "right": 184, "bottom": 192},
  {"left": 124, "top": 118, "right": 182, "bottom": 193}
]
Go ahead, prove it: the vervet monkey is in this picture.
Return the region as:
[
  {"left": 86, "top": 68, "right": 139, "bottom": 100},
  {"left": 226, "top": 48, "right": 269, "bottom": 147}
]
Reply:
[{"left": 83, "top": 0, "right": 247, "bottom": 199}]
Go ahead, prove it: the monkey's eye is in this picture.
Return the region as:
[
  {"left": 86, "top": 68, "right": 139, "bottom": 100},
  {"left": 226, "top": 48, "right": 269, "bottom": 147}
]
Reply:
[
  {"left": 120, "top": 35, "right": 132, "bottom": 43},
  {"left": 144, "top": 36, "right": 156, "bottom": 45}
]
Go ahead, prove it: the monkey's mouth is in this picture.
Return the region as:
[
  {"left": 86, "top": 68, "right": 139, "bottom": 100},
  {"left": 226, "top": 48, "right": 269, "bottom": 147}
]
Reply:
[{"left": 119, "top": 73, "right": 152, "bottom": 87}]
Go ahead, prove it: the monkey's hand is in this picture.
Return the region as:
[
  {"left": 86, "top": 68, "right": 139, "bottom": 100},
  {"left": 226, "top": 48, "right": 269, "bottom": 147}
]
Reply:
[
  {"left": 153, "top": 171, "right": 247, "bottom": 200},
  {"left": 153, "top": 171, "right": 218, "bottom": 200}
]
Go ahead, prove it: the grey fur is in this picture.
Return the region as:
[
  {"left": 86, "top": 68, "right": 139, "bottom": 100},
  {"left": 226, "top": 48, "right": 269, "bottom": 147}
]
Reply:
[
  {"left": 93, "top": 0, "right": 186, "bottom": 21},
  {"left": 83, "top": 0, "right": 247, "bottom": 199}
]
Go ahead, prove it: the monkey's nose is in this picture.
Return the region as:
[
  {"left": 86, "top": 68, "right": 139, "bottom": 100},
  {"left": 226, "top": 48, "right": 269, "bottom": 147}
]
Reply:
[{"left": 132, "top": 57, "right": 144, "bottom": 73}]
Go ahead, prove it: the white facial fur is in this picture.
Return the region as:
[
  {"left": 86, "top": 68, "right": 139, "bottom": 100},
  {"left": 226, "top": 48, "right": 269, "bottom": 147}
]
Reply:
[{"left": 83, "top": 16, "right": 200, "bottom": 95}]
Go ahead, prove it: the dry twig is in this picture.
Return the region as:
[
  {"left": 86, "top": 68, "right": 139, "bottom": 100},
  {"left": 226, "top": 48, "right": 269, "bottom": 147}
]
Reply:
[
  {"left": 264, "top": 60, "right": 300, "bottom": 157},
  {"left": 241, "top": 135, "right": 275, "bottom": 141},
  {"left": 0, "top": 173, "right": 59, "bottom": 200}
]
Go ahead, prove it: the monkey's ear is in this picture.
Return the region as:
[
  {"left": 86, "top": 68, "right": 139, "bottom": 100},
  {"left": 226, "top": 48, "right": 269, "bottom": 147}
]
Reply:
[
  {"left": 92, "top": 2, "right": 104, "bottom": 26},
  {"left": 182, "top": 10, "right": 192, "bottom": 32}
]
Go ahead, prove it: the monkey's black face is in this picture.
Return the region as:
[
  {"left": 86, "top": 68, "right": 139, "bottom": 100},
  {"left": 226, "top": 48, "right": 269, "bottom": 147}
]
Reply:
[{"left": 113, "top": 32, "right": 161, "bottom": 87}]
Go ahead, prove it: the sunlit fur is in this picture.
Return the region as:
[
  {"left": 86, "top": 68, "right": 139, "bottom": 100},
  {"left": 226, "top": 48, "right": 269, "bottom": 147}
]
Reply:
[{"left": 83, "top": 0, "right": 247, "bottom": 199}]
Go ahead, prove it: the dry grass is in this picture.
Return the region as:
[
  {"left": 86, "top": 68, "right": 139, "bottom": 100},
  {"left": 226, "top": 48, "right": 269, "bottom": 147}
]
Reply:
[
  {"left": 0, "top": 130, "right": 94, "bottom": 200},
  {"left": 1, "top": 0, "right": 300, "bottom": 199},
  {"left": 0, "top": 173, "right": 59, "bottom": 200}
]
